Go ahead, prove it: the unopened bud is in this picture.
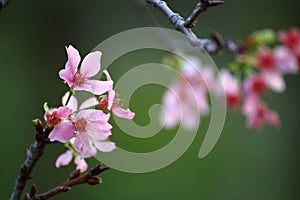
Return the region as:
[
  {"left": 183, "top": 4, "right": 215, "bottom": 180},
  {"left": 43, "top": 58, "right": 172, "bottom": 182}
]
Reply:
[
  {"left": 69, "top": 169, "right": 81, "bottom": 180},
  {"left": 30, "top": 184, "right": 37, "bottom": 197},
  {"left": 32, "top": 119, "right": 43, "bottom": 133},
  {"left": 59, "top": 186, "right": 71, "bottom": 192},
  {"left": 87, "top": 177, "right": 102, "bottom": 185}
]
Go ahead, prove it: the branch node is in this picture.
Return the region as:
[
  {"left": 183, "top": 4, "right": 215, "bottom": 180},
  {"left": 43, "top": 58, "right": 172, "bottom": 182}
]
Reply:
[
  {"left": 169, "top": 13, "right": 184, "bottom": 30},
  {"left": 21, "top": 164, "right": 27, "bottom": 172},
  {"left": 59, "top": 186, "right": 71, "bottom": 192},
  {"left": 87, "top": 177, "right": 102, "bottom": 185},
  {"left": 208, "top": 0, "right": 224, "bottom": 7},
  {"left": 30, "top": 184, "right": 37, "bottom": 197},
  {"left": 91, "top": 165, "right": 109, "bottom": 176},
  {"left": 68, "top": 169, "right": 81, "bottom": 180}
]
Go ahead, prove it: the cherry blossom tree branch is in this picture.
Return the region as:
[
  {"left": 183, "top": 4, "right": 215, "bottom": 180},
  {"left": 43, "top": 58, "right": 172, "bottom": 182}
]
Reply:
[
  {"left": 184, "top": 0, "right": 224, "bottom": 28},
  {"left": 25, "top": 165, "right": 109, "bottom": 200},
  {"left": 0, "top": 0, "right": 11, "bottom": 10},
  {"left": 145, "top": 0, "right": 242, "bottom": 54},
  {"left": 10, "top": 120, "right": 52, "bottom": 200}
]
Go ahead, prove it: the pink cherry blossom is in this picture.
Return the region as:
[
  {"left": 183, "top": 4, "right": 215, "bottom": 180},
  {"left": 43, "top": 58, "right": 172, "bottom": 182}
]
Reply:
[
  {"left": 55, "top": 150, "right": 73, "bottom": 168},
  {"left": 243, "top": 74, "right": 267, "bottom": 95},
  {"left": 254, "top": 45, "right": 297, "bottom": 94},
  {"left": 59, "top": 45, "right": 113, "bottom": 95},
  {"left": 160, "top": 56, "right": 211, "bottom": 130},
  {"left": 242, "top": 94, "right": 280, "bottom": 129},
  {"left": 278, "top": 27, "right": 300, "bottom": 50},
  {"left": 49, "top": 93, "right": 116, "bottom": 157},
  {"left": 44, "top": 106, "right": 73, "bottom": 127},
  {"left": 161, "top": 81, "right": 206, "bottom": 130},
  {"left": 49, "top": 109, "right": 115, "bottom": 155},
  {"left": 73, "top": 110, "right": 115, "bottom": 156},
  {"left": 218, "top": 69, "right": 241, "bottom": 107},
  {"left": 74, "top": 155, "right": 88, "bottom": 172},
  {"left": 96, "top": 70, "right": 135, "bottom": 120},
  {"left": 255, "top": 47, "right": 276, "bottom": 71},
  {"left": 55, "top": 149, "right": 89, "bottom": 172},
  {"left": 48, "top": 122, "right": 76, "bottom": 143},
  {"left": 274, "top": 46, "right": 298, "bottom": 74},
  {"left": 278, "top": 28, "right": 300, "bottom": 72},
  {"left": 261, "top": 71, "right": 286, "bottom": 93}
]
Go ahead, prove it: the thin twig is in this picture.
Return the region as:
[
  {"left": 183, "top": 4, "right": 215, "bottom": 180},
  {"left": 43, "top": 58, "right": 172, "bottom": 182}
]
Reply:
[
  {"left": 26, "top": 165, "right": 109, "bottom": 200},
  {"left": 0, "top": 0, "right": 11, "bottom": 10},
  {"left": 145, "top": 0, "right": 241, "bottom": 54},
  {"left": 10, "top": 120, "right": 51, "bottom": 200},
  {"left": 184, "top": 0, "right": 224, "bottom": 28}
]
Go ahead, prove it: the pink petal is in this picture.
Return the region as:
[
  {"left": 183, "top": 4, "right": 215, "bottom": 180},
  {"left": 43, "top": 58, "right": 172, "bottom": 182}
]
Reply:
[
  {"left": 94, "top": 141, "right": 116, "bottom": 152},
  {"left": 65, "top": 45, "right": 81, "bottom": 76},
  {"left": 74, "top": 156, "right": 88, "bottom": 172},
  {"left": 90, "top": 110, "right": 110, "bottom": 122},
  {"left": 73, "top": 82, "right": 93, "bottom": 94},
  {"left": 243, "top": 93, "right": 260, "bottom": 117},
  {"left": 88, "top": 80, "right": 113, "bottom": 95},
  {"left": 262, "top": 71, "right": 286, "bottom": 93},
  {"left": 160, "top": 89, "right": 181, "bottom": 128},
  {"left": 80, "top": 51, "right": 102, "bottom": 78},
  {"left": 74, "top": 134, "right": 94, "bottom": 157},
  {"left": 107, "top": 90, "right": 115, "bottom": 110},
  {"left": 103, "top": 70, "right": 112, "bottom": 81},
  {"left": 59, "top": 68, "right": 75, "bottom": 87},
  {"left": 247, "top": 117, "right": 263, "bottom": 130},
  {"left": 84, "top": 145, "right": 97, "bottom": 158},
  {"left": 219, "top": 69, "right": 240, "bottom": 95},
  {"left": 181, "top": 105, "right": 200, "bottom": 130},
  {"left": 79, "top": 97, "right": 99, "bottom": 110},
  {"left": 79, "top": 109, "right": 109, "bottom": 122},
  {"left": 56, "top": 106, "right": 73, "bottom": 119},
  {"left": 103, "top": 70, "right": 113, "bottom": 91},
  {"left": 265, "top": 111, "right": 280, "bottom": 128},
  {"left": 48, "top": 123, "right": 75, "bottom": 142},
  {"left": 274, "top": 46, "right": 298, "bottom": 74},
  {"left": 73, "top": 110, "right": 92, "bottom": 122},
  {"left": 74, "top": 80, "right": 113, "bottom": 95},
  {"left": 55, "top": 150, "right": 73, "bottom": 168},
  {"left": 196, "top": 95, "right": 210, "bottom": 115},
  {"left": 86, "top": 121, "right": 112, "bottom": 140},
  {"left": 62, "top": 92, "right": 78, "bottom": 111},
  {"left": 112, "top": 106, "right": 135, "bottom": 120}
]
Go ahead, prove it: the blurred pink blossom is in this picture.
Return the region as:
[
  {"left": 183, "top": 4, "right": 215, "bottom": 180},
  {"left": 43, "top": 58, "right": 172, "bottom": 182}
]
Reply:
[
  {"left": 160, "top": 56, "right": 211, "bottom": 130},
  {"left": 243, "top": 94, "right": 280, "bottom": 129},
  {"left": 218, "top": 69, "right": 241, "bottom": 107}
]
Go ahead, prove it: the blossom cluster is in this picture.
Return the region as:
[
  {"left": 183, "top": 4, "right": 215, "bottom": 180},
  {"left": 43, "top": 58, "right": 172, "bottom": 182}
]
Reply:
[
  {"left": 160, "top": 56, "right": 212, "bottom": 130},
  {"left": 44, "top": 45, "right": 135, "bottom": 172},
  {"left": 161, "top": 27, "right": 300, "bottom": 130}
]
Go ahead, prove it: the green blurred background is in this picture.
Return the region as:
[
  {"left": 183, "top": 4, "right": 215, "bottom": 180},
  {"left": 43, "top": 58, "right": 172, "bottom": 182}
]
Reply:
[{"left": 1, "top": 0, "right": 300, "bottom": 199}]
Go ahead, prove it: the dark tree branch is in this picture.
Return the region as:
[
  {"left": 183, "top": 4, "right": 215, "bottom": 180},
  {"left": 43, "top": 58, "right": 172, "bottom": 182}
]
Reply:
[
  {"left": 145, "top": 0, "right": 241, "bottom": 54},
  {"left": 25, "top": 165, "right": 109, "bottom": 200},
  {"left": 10, "top": 120, "right": 52, "bottom": 200},
  {"left": 184, "top": 0, "right": 224, "bottom": 28},
  {"left": 0, "top": 0, "right": 11, "bottom": 10}
]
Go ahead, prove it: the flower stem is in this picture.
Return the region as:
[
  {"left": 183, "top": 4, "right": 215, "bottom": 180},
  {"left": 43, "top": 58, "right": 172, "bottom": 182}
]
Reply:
[{"left": 64, "top": 91, "right": 73, "bottom": 106}]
